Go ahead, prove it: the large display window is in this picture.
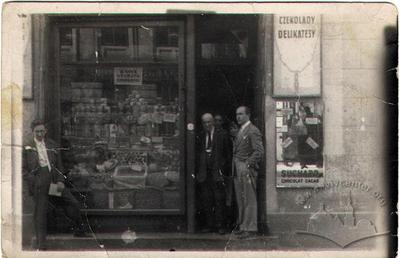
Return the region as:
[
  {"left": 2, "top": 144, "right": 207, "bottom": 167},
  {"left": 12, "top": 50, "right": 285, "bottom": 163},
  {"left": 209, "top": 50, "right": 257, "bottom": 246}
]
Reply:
[{"left": 56, "top": 21, "right": 185, "bottom": 213}]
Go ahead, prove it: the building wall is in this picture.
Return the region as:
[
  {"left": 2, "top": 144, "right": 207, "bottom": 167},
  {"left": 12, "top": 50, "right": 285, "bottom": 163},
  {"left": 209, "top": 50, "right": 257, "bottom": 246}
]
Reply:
[{"left": 264, "top": 6, "right": 396, "bottom": 250}]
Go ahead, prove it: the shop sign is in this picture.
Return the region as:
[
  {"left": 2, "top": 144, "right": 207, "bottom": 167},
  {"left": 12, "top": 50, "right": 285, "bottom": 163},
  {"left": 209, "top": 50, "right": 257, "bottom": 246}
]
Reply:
[
  {"left": 114, "top": 67, "right": 143, "bottom": 85},
  {"left": 277, "top": 163, "right": 324, "bottom": 188},
  {"left": 273, "top": 15, "right": 321, "bottom": 96}
]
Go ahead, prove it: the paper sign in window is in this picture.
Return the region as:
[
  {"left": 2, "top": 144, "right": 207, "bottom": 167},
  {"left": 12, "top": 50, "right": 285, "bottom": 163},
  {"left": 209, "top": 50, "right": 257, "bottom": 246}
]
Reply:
[
  {"left": 306, "top": 137, "right": 319, "bottom": 149},
  {"left": 281, "top": 137, "right": 293, "bottom": 148},
  {"left": 163, "top": 113, "right": 177, "bottom": 123}
]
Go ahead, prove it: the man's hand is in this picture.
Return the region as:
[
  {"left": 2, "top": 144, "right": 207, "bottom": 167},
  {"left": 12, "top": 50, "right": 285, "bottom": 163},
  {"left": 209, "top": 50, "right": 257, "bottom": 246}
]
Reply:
[{"left": 57, "top": 182, "right": 65, "bottom": 192}]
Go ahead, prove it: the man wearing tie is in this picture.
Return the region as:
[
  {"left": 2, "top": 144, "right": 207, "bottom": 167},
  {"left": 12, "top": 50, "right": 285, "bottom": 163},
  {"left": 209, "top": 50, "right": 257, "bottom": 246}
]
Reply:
[
  {"left": 23, "top": 119, "right": 86, "bottom": 250},
  {"left": 197, "top": 113, "right": 231, "bottom": 234},
  {"left": 233, "top": 106, "right": 264, "bottom": 239}
]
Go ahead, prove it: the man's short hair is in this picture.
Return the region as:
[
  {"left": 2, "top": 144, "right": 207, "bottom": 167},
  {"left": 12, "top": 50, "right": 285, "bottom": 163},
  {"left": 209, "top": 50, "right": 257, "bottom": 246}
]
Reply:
[
  {"left": 31, "top": 119, "right": 46, "bottom": 131},
  {"left": 238, "top": 106, "right": 251, "bottom": 116},
  {"left": 201, "top": 113, "right": 214, "bottom": 121}
]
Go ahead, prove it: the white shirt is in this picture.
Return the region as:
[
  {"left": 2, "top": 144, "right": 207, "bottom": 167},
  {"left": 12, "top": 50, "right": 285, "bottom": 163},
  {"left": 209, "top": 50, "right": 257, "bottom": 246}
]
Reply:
[
  {"left": 239, "top": 120, "right": 251, "bottom": 134},
  {"left": 34, "top": 138, "right": 52, "bottom": 171},
  {"left": 205, "top": 127, "right": 215, "bottom": 150}
]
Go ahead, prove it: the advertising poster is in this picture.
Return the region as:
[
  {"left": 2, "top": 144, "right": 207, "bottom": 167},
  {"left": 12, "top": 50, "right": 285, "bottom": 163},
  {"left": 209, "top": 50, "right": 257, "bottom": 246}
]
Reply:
[
  {"left": 273, "top": 15, "right": 321, "bottom": 96},
  {"left": 276, "top": 100, "right": 324, "bottom": 187}
]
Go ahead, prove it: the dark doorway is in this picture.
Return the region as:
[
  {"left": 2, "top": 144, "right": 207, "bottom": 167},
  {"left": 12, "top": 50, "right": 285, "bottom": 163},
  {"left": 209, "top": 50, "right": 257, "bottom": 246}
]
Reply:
[
  {"left": 195, "top": 14, "right": 259, "bottom": 127},
  {"left": 193, "top": 14, "right": 264, "bottom": 232}
]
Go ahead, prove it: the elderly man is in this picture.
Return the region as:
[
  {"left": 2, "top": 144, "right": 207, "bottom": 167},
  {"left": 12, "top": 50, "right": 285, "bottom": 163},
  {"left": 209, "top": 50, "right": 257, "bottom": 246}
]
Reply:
[
  {"left": 23, "top": 119, "right": 86, "bottom": 250},
  {"left": 232, "top": 106, "right": 264, "bottom": 239},
  {"left": 197, "top": 113, "right": 231, "bottom": 234}
]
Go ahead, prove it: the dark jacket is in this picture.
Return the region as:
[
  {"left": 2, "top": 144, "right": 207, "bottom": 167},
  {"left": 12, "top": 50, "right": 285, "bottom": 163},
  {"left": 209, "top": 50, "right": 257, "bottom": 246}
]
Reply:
[
  {"left": 197, "top": 128, "right": 231, "bottom": 183},
  {"left": 23, "top": 135, "right": 65, "bottom": 195},
  {"left": 233, "top": 122, "right": 264, "bottom": 169}
]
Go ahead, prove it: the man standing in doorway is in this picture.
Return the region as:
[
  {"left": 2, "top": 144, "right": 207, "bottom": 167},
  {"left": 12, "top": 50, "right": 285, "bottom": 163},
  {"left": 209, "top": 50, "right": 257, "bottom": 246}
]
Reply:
[
  {"left": 23, "top": 119, "right": 86, "bottom": 250},
  {"left": 233, "top": 106, "right": 264, "bottom": 239},
  {"left": 197, "top": 113, "right": 231, "bottom": 234}
]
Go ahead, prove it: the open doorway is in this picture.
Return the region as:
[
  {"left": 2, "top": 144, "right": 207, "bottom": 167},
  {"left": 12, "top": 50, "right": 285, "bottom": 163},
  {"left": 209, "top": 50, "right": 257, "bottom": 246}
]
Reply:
[{"left": 194, "top": 14, "right": 265, "bottom": 233}]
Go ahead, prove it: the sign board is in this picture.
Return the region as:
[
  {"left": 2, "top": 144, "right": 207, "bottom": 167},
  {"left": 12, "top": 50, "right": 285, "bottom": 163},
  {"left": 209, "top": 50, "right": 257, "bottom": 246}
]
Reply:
[
  {"left": 277, "top": 163, "right": 324, "bottom": 188},
  {"left": 114, "top": 67, "right": 143, "bottom": 85},
  {"left": 273, "top": 15, "right": 321, "bottom": 96}
]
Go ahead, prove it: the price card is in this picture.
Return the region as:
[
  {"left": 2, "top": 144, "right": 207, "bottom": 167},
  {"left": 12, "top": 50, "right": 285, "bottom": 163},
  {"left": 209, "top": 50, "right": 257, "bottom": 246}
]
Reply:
[
  {"left": 276, "top": 116, "right": 283, "bottom": 127},
  {"left": 306, "top": 137, "right": 319, "bottom": 149},
  {"left": 163, "top": 113, "right": 177, "bottom": 123},
  {"left": 281, "top": 137, "right": 293, "bottom": 148},
  {"left": 152, "top": 113, "right": 163, "bottom": 124},
  {"left": 305, "top": 117, "right": 319, "bottom": 125}
]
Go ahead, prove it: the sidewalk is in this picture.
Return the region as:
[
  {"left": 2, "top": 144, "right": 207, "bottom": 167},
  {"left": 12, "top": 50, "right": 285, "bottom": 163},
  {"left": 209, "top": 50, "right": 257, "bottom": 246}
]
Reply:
[{"left": 28, "top": 232, "right": 281, "bottom": 251}]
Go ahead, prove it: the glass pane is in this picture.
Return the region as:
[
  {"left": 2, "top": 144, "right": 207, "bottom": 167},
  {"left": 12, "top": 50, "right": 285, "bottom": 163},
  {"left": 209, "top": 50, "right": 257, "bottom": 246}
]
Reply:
[
  {"left": 60, "top": 28, "right": 77, "bottom": 62},
  {"left": 137, "top": 26, "right": 154, "bottom": 61},
  {"left": 78, "top": 28, "right": 97, "bottom": 61},
  {"left": 154, "top": 26, "right": 179, "bottom": 62},
  {"left": 59, "top": 25, "right": 182, "bottom": 210},
  {"left": 100, "top": 27, "right": 131, "bottom": 62},
  {"left": 100, "top": 27, "right": 129, "bottom": 46}
]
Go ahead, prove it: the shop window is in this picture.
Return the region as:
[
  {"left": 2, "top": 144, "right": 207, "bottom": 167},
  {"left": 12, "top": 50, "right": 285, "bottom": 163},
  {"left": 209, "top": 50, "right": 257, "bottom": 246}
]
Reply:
[
  {"left": 58, "top": 22, "right": 183, "bottom": 212},
  {"left": 101, "top": 27, "right": 129, "bottom": 46}
]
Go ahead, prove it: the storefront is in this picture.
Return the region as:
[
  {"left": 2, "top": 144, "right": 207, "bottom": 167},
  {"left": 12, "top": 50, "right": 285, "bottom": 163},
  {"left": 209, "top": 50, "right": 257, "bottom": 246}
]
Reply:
[{"left": 24, "top": 14, "right": 267, "bottom": 234}]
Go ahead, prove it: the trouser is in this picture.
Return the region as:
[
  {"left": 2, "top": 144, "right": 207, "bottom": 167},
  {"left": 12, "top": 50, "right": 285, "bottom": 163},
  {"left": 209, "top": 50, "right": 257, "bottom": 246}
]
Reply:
[
  {"left": 198, "top": 170, "right": 226, "bottom": 229},
  {"left": 33, "top": 167, "right": 84, "bottom": 249},
  {"left": 233, "top": 160, "right": 258, "bottom": 232}
]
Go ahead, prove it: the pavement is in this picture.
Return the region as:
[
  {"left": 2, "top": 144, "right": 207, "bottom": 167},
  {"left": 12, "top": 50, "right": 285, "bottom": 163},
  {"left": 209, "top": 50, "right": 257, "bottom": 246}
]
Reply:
[{"left": 26, "top": 232, "right": 281, "bottom": 251}]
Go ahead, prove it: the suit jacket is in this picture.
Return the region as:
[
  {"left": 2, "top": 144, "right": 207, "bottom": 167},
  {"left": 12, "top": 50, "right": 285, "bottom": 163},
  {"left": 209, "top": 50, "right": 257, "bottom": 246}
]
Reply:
[
  {"left": 233, "top": 122, "right": 264, "bottom": 170},
  {"left": 197, "top": 128, "right": 231, "bottom": 183},
  {"left": 23, "top": 135, "right": 65, "bottom": 194}
]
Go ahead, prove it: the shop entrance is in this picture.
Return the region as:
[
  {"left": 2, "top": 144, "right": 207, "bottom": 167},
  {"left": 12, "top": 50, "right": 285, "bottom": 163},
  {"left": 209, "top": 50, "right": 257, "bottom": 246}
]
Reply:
[{"left": 193, "top": 15, "right": 267, "bottom": 232}]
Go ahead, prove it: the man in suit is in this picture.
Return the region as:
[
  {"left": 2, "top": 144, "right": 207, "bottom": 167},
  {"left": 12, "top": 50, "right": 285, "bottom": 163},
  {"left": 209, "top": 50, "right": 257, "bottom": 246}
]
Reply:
[
  {"left": 233, "top": 106, "right": 264, "bottom": 239},
  {"left": 197, "top": 113, "right": 231, "bottom": 234},
  {"left": 23, "top": 119, "right": 86, "bottom": 250}
]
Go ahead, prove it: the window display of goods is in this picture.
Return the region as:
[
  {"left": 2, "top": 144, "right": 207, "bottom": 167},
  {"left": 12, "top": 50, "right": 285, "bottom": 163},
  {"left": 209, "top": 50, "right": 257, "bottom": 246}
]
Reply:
[
  {"left": 71, "top": 82, "right": 103, "bottom": 99},
  {"left": 146, "top": 172, "right": 170, "bottom": 188},
  {"left": 112, "top": 165, "right": 147, "bottom": 189},
  {"left": 164, "top": 171, "right": 179, "bottom": 183},
  {"left": 143, "top": 67, "right": 178, "bottom": 82}
]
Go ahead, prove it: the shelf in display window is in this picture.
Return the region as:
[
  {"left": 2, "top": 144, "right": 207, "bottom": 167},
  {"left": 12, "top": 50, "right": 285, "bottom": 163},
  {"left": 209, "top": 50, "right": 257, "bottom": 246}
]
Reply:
[{"left": 60, "top": 60, "right": 179, "bottom": 66}]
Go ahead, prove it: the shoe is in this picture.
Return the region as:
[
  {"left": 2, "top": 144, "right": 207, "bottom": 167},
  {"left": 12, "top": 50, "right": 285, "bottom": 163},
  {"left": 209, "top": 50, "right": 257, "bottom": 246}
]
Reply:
[
  {"left": 73, "top": 231, "right": 88, "bottom": 237},
  {"left": 218, "top": 228, "right": 226, "bottom": 235},
  {"left": 238, "top": 231, "right": 257, "bottom": 239}
]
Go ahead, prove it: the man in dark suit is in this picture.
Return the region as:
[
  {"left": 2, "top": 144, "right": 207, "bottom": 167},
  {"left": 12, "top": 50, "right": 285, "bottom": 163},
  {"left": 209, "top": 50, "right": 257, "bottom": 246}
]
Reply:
[
  {"left": 23, "top": 119, "right": 86, "bottom": 250},
  {"left": 233, "top": 106, "right": 264, "bottom": 239},
  {"left": 197, "top": 113, "right": 231, "bottom": 234}
]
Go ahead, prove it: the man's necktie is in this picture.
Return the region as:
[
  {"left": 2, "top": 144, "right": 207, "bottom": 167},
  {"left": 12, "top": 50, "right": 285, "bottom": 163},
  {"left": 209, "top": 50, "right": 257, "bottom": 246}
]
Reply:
[{"left": 206, "top": 131, "right": 211, "bottom": 150}]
